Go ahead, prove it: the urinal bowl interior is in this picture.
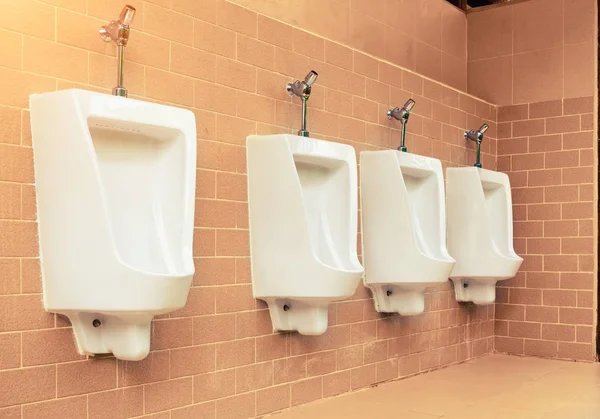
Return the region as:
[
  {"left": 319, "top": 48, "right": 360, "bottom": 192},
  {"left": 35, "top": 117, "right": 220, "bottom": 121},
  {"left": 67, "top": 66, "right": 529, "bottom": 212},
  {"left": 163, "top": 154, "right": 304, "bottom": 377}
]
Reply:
[{"left": 88, "top": 116, "right": 191, "bottom": 275}]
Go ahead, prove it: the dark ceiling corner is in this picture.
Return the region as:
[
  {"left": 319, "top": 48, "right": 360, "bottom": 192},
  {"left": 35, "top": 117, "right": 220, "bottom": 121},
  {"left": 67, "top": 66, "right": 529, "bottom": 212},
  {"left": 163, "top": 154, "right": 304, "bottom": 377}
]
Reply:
[{"left": 446, "top": 0, "right": 520, "bottom": 10}]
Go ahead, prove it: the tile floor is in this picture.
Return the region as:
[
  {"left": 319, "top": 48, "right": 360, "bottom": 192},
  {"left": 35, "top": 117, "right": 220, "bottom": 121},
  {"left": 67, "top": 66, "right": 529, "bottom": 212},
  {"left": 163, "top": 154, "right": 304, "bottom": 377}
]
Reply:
[{"left": 270, "top": 355, "right": 600, "bottom": 419}]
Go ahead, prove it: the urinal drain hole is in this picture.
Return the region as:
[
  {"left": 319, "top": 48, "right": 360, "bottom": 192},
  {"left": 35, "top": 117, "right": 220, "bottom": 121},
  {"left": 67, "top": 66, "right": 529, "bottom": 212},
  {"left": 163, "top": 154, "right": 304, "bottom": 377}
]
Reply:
[
  {"left": 283, "top": 305, "right": 290, "bottom": 311},
  {"left": 463, "top": 283, "right": 469, "bottom": 288},
  {"left": 386, "top": 290, "right": 392, "bottom": 296},
  {"left": 92, "top": 319, "right": 102, "bottom": 327}
]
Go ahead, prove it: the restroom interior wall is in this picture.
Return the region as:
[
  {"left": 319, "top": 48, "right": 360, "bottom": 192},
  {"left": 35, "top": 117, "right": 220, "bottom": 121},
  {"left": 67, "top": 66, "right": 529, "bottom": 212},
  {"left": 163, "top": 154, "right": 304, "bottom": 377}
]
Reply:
[
  {"left": 0, "top": 0, "right": 498, "bottom": 417},
  {"left": 495, "top": 97, "right": 597, "bottom": 361},
  {"left": 466, "top": 0, "right": 598, "bottom": 361},
  {"left": 466, "top": 0, "right": 596, "bottom": 106},
  {"left": 228, "top": 0, "right": 468, "bottom": 90}
]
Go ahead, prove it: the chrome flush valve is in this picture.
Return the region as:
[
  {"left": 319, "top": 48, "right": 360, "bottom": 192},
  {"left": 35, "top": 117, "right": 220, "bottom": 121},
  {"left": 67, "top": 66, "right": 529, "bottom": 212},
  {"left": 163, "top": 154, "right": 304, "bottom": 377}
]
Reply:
[
  {"left": 286, "top": 70, "right": 319, "bottom": 101},
  {"left": 387, "top": 99, "right": 416, "bottom": 152},
  {"left": 464, "top": 123, "right": 489, "bottom": 143},
  {"left": 99, "top": 5, "right": 136, "bottom": 97},
  {"left": 286, "top": 70, "right": 319, "bottom": 137},
  {"left": 99, "top": 5, "right": 135, "bottom": 46},
  {"left": 387, "top": 99, "right": 416, "bottom": 123},
  {"left": 464, "top": 123, "right": 489, "bottom": 168}
]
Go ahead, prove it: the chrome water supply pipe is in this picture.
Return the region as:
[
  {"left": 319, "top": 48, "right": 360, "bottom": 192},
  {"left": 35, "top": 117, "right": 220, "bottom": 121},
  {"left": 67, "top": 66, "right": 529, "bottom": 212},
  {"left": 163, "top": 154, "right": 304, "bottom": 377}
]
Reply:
[
  {"left": 387, "top": 99, "right": 416, "bottom": 152},
  {"left": 464, "top": 123, "right": 489, "bottom": 168},
  {"left": 286, "top": 70, "right": 319, "bottom": 137},
  {"left": 99, "top": 5, "right": 136, "bottom": 97}
]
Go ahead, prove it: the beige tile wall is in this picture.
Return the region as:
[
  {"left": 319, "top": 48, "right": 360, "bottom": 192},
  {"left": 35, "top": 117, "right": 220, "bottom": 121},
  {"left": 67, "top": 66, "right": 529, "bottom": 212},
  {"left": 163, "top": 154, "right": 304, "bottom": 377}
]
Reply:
[
  {"left": 229, "top": 0, "right": 468, "bottom": 90},
  {"left": 495, "top": 97, "right": 597, "bottom": 361},
  {"left": 0, "top": 0, "right": 499, "bottom": 418},
  {"left": 466, "top": 0, "right": 598, "bottom": 362},
  {"left": 467, "top": 0, "right": 596, "bottom": 106}
]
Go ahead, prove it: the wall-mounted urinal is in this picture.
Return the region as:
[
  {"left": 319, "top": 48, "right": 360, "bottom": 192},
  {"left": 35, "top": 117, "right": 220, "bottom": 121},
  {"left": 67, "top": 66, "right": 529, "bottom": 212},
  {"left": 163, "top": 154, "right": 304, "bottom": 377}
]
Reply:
[
  {"left": 30, "top": 89, "right": 196, "bottom": 361},
  {"left": 446, "top": 167, "right": 523, "bottom": 305},
  {"left": 360, "top": 151, "right": 455, "bottom": 315},
  {"left": 247, "top": 134, "right": 364, "bottom": 335}
]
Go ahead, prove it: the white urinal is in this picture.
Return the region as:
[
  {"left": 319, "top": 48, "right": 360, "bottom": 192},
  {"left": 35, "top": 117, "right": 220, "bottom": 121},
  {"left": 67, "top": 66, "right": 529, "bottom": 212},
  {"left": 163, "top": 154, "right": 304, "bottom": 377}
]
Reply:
[
  {"left": 246, "top": 134, "right": 364, "bottom": 335},
  {"left": 446, "top": 167, "right": 523, "bottom": 305},
  {"left": 360, "top": 151, "right": 455, "bottom": 315},
  {"left": 30, "top": 89, "right": 196, "bottom": 361}
]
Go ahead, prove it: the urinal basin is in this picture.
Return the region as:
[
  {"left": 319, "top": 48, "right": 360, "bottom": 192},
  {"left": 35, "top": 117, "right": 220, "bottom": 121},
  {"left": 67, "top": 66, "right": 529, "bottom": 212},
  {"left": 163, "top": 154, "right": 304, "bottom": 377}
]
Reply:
[
  {"left": 247, "top": 134, "right": 363, "bottom": 335},
  {"left": 360, "top": 150, "right": 455, "bottom": 315},
  {"left": 446, "top": 167, "right": 523, "bottom": 305},
  {"left": 31, "top": 89, "right": 196, "bottom": 360}
]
